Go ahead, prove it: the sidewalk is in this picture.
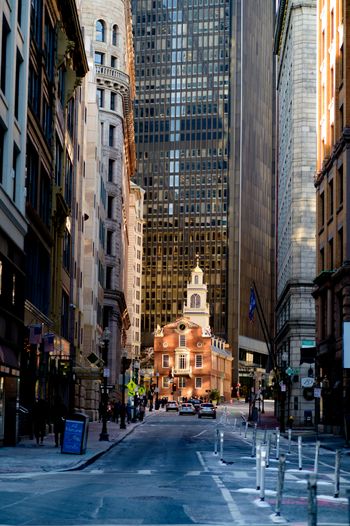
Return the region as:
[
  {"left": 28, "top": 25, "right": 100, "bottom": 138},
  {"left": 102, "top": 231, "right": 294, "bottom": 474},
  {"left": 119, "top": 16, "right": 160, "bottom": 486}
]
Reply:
[{"left": 0, "top": 411, "right": 156, "bottom": 474}]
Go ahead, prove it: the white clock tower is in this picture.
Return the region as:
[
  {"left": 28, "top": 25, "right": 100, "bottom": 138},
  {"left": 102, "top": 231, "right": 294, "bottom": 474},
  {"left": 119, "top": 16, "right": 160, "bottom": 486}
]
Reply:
[{"left": 183, "top": 256, "right": 211, "bottom": 332}]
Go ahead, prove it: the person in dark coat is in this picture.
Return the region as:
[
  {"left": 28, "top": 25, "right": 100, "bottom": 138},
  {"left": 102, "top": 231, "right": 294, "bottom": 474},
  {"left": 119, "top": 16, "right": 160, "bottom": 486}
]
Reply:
[
  {"left": 32, "top": 399, "right": 48, "bottom": 446},
  {"left": 113, "top": 401, "right": 121, "bottom": 423},
  {"left": 52, "top": 397, "right": 67, "bottom": 447}
]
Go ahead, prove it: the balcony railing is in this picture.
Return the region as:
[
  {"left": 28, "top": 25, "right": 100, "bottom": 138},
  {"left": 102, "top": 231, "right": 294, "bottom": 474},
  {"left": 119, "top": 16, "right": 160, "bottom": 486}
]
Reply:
[
  {"left": 95, "top": 65, "right": 130, "bottom": 91},
  {"left": 173, "top": 366, "right": 192, "bottom": 377}
]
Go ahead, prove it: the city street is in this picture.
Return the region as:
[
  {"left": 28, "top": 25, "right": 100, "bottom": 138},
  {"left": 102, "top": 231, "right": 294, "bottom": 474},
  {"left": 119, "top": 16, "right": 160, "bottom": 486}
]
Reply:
[{"left": 0, "top": 403, "right": 349, "bottom": 525}]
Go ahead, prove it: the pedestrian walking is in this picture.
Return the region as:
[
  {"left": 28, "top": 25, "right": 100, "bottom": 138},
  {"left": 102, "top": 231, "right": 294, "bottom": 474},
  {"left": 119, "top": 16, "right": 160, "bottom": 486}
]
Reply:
[
  {"left": 139, "top": 403, "right": 145, "bottom": 421},
  {"left": 126, "top": 402, "right": 132, "bottom": 423},
  {"left": 113, "top": 400, "right": 121, "bottom": 423},
  {"left": 32, "top": 398, "right": 48, "bottom": 446},
  {"left": 52, "top": 396, "right": 67, "bottom": 448}
]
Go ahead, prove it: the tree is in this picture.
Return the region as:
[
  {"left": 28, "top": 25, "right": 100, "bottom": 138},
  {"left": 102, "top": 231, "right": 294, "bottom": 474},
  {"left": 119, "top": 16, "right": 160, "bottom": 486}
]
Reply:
[{"left": 209, "top": 389, "right": 220, "bottom": 403}]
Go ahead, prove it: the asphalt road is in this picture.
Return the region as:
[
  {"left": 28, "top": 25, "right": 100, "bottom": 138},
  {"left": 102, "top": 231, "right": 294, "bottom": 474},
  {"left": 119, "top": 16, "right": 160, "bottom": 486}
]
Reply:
[{"left": 0, "top": 407, "right": 349, "bottom": 526}]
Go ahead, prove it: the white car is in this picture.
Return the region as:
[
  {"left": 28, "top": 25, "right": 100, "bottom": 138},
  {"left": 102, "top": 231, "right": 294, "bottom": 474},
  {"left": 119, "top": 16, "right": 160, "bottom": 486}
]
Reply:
[
  {"left": 179, "top": 403, "right": 195, "bottom": 415},
  {"left": 166, "top": 401, "right": 179, "bottom": 412}
]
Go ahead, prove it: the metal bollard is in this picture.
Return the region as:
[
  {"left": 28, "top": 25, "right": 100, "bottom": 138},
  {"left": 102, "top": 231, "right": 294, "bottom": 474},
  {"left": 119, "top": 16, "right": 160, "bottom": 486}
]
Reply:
[
  {"left": 256, "top": 442, "right": 261, "bottom": 490},
  {"left": 314, "top": 440, "right": 320, "bottom": 474},
  {"left": 275, "top": 454, "right": 286, "bottom": 516},
  {"left": 263, "top": 426, "right": 267, "bottom": 444},
  {"left": 287, "top": 428, "right": 292, "bottom": 454},
  {"left": 276, "top": 428, "right": 280, "bottom": 460},
  {"left": 251, "top": 423, "right": 257, "bottom": 457},
  {"left": 298, "top": 435, "right": 303, "bottom": 470},
  {"left": 245, "top": 421, "right": 249, "bottom": 437},
  {"left": 307, "top": 473, "right": 317, "bottom": 526},
  {"left": 334, "top": 449, "right": 341, "bottom": 498},
  {"left": 233, "top": 417, "right": 237, "bottom": 430},
  {"left": 266, "top": 433, "right": 271, "bottom": 468},
  {"left": 220, "top": 430, "right": 224, "bottom": 461},
  {"left": 214, "top": 428, "right": 219, "bottom": 455},
  {"left": 260, "top": 445, "right": 267, "bottom": 501}
]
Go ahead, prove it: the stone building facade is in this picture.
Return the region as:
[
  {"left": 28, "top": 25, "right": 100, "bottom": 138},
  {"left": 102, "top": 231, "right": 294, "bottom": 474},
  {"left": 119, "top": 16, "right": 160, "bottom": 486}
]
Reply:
[
  {"left": 314, "top": 0, "right": 350, "bottom": 434},
  {"left": 0, "top": 0, "right": 30, "bottom": 445},
  {"left": 153, "top": 263, "right": 232, "bottom": 402},
  {"left": 274, "top": 1, "right": 317, "bottom": 426},
  {"left": 76, "top": 0, "right": 136, "bottom": 415}
]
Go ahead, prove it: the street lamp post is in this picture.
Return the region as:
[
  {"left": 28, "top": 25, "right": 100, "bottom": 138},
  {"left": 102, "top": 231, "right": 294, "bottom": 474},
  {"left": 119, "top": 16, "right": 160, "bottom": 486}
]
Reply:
[{"left": 99, "top": 327, "right": 111, "bottom": 441}]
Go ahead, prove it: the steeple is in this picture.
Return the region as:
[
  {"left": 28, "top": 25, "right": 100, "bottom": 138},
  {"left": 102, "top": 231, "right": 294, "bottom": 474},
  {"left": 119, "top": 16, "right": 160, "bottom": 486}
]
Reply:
[{"left": 183, "top": 257, "right": 210, "bottom": 331}]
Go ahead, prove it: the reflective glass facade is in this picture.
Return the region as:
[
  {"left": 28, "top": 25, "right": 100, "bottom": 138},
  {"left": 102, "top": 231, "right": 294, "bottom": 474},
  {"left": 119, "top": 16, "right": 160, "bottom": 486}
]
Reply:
[{"left": 132, "top": 0, "right": 230, "bottom": 344}]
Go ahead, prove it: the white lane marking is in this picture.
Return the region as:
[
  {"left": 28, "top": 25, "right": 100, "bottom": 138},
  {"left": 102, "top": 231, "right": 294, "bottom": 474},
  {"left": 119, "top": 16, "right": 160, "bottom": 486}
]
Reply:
[
  {"left": 196, "top": 451, "right": 208, "bottom": 472},
  {"left": 212, "top": 474, "right": 245, "bottom": 524},
  {"left": 192, "top": 430, "right": 207, "bottom": 438},
  {"left": 185, "top": 471, "right": 201, "bottom": 476},
  {"left": 137, "top": 470, "right": 152, "bottom": 474}
]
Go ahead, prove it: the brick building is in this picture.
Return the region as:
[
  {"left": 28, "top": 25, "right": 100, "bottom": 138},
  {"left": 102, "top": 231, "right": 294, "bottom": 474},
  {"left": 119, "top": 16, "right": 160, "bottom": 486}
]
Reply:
[{"left": 153, "top": 262, "right": 232, "bottom": 402}]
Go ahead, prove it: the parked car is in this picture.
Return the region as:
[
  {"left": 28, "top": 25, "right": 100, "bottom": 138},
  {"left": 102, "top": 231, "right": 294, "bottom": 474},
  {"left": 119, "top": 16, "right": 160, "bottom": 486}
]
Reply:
[
  {"left": 166, "top": 401, "right": 179, "bottom": 412},
  {"left": 188, "top": 399, "right": 201, "bottom": 412},
  {"left": 198, "top": 402, "right": 216, "bottom": 419},
  {"left": 179, "top": 403, "right": 195, "bottom": 415}
]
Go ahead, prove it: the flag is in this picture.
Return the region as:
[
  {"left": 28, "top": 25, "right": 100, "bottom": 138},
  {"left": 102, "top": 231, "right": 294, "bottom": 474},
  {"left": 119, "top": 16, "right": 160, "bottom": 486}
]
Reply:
[
  {"left": 43, "top": 333, "right": 55, "bottom": 353},
  {"left": 249, "top": 287, "right": 256, "bottom": 321},
  {"left": 29, "top": 324, "right": 42, "bottom": 345}
]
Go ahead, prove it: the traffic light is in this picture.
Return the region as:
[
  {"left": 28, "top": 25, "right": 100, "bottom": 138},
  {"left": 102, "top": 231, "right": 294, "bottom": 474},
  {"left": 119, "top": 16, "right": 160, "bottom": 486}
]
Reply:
[{"left": 172, "top": 383, "right": 177, "bottom": 392}]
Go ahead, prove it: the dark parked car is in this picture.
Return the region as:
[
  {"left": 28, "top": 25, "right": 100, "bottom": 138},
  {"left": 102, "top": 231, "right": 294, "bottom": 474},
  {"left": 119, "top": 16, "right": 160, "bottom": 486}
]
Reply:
[
  {"left": 188, "top": 399, "right": 201, "bottom": 412},
  {"left": 198, "top": 403, "right": 216, "bottom": 419}
]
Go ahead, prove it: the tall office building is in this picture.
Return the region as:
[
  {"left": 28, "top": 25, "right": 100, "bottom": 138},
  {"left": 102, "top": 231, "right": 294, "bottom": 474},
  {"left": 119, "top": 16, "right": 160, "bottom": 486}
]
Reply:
[
  {"left": 133, "top": 1, "right": 275, "bottom": 392},
  {"left": 132, "top": 0, "right": 230, "bottom": 346},
  {"left": 133, "top": 0, "right": 273, "bottom": 392},
  {"left": 274, "top": 0, "right": 317, "bottom": 427}
]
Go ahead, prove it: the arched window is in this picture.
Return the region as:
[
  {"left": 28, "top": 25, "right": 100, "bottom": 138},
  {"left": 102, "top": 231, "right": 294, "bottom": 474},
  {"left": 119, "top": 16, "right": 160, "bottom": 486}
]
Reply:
[
  {"left": 194, "top": 275, "right": 199, "bottom": 284},
  {"left": 112, "top": 24, "right": 118, "bottom": 46},
  {"left": 190, "top": 294, "right": 200, "bottom": 308},
  {"left": 96, "top": 20, "right": 105, "bottom": 42}
]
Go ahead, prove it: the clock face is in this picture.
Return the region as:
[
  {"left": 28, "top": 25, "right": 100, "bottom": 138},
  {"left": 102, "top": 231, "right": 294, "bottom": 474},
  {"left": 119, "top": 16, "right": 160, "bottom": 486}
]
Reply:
[
  {"left": 197, "top": 341, "right": 202, "bottom": 348},
  {"left": 178, "top": 323, "right": 186, "bottom": 331},
  {"left": 163, "top": 342, "right": 168, "bottom": 348}
]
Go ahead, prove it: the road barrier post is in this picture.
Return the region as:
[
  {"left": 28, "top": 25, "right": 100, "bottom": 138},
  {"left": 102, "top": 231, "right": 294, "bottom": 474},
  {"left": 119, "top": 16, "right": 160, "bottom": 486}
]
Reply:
[
  {"left": 334, "top": 449, "right": 341, "bottom": 498},
  {"left": 287, "top": 428, "right": 292, "bottom": 454},
  {"left": 214, "top": 427, "right": 219, "bottom": 455},
  {"left": 298, "top": 436, "right": 303, "bottom": 470},
  {"left": 275, "top": 454, "right": 286, "bottom": 517},
  {"left": 307, "top": 474, "right": 317, "bottom": 526},
  {"left": 220, "top": 430, "right": 224, "bottom": 461},
  {"left": 276, "top": 427, "right": 280, "bottom": 460},
  {"left": 245, "top": 421, "right": 248, "bottom": 437},
  {"left": 260, "top": 445, "right": 267, "bottom": 501},
  {"left": 266, "top": 433, "right": 271, "bottom": 468},
  {"left": 251, "top": 424, "right": 257, "bottom": 457},
  {"left": 263, "top": 426, "right": 267, "bottom": 444},
  {"left": 256, "top": 442, "right": 261, "bottom": 490},
  {"left": 233, "top": 417, "right": 237, "bottom": 430},
  {"left": 314, "top": 440, "right": 320, "bottom": 474}
]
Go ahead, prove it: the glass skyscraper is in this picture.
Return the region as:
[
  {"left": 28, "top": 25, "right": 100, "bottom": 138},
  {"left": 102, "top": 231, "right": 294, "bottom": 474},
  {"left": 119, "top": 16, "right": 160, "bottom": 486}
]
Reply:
[
  {"left": 132, "top": 0, "right": 230, "bottom": 345},
  {"left": 133, "top": 0, "right": 275, "bottom": 396}
]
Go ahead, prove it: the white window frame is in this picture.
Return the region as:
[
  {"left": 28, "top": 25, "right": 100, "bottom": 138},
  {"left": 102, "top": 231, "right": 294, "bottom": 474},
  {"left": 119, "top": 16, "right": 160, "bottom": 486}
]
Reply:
[
  {"left": 195, "top": 354, "right": 203, "bottom": 368},
  {"left": 178, "top": 377, "right": 186, "bottom": 388},
  {"left": 179, "top": 334, "right": 186, "bottom": 347},
  {"left": 178, "top": 353, "right": 188, "bottom": 370},
  {"left": 162, "top": 376, "right": 169, "bottom": 388},
  {"left": 195, "top": 377, "right": 202, "bottom": 388},
  {"left": 162, "top": 354, "right": 169, "bottom": 368}
]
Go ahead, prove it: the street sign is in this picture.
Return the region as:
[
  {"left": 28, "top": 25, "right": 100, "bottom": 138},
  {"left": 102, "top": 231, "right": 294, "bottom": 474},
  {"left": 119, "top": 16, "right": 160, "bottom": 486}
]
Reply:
[
  {"left": 103, "top": 368, "right": 110, "bottom": 378},
  {"left": 301, "top": 377, "right": 314, "bottom": 387},
  {"left": 126, "top": 380, "right": 137, "bottom": 392},
  {"left": 138, "top": 386, "right": 145, "bottom": 395},
  {"left": 314, "top": 388, "right": 321, "bottom": 398},
  {"left": 286, "top": 367, "right": 294, "bottom": 376}
]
